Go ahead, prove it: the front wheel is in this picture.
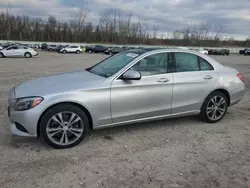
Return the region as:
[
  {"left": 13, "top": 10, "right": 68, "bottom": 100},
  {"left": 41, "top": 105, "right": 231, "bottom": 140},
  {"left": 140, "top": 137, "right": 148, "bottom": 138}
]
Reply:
[
  {"left": 40, "top": 104, "right": 89, "bottom": 149},
  {"left": 200, "top": 91, "right": 228, "bottom": 123},
  {"left": 24, "top": 52, "right": 32, "bottom": 58}
]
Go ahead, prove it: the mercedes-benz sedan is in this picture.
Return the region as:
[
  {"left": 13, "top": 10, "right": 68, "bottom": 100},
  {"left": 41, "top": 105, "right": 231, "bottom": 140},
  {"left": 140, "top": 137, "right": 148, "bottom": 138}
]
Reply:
[{"left": 8, "top": 48, "right": 244, "bottom": 148}]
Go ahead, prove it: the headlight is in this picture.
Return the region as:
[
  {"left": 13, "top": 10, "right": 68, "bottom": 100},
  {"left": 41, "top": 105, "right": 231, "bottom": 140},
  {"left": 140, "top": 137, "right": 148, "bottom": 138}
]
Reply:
[{"left": 14, "top": 97, "right": 43, "bottom": 111}]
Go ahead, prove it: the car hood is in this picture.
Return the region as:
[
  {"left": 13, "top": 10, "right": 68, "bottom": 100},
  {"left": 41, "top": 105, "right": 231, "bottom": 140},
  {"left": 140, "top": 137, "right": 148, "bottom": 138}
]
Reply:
[{"left": 14, "top": 70, "right": 105, "bottom": 98}]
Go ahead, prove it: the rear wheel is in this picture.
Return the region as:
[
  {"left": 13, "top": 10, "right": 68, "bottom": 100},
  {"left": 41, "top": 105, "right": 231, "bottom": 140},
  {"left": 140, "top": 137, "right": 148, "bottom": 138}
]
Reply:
[
  {"left": 88, "top": 50, "right": 92, "bottom": 53},
  {"left": 76, "top": 50, "right": 80, "bottom": 54},
  {"left": 24, "top": 52, "right": 32, "bottom": 58},
  {"left": 200, "top": 91, "right": 228, "bottom": 123},
  {"left": 40, "top": 104, "right": 89, "bottom": 149},
  {"left": 62, "top": 50, "right": 67, "bottom": 54}
]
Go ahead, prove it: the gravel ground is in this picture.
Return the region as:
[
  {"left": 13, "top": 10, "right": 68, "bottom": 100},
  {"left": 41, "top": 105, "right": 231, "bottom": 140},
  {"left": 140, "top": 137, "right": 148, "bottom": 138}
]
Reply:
[{"left": 0, "top": 52, "right": 249, "bottom": 188}]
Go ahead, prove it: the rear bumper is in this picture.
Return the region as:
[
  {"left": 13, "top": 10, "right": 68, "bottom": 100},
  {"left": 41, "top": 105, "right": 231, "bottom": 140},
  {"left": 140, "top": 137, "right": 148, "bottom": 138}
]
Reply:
[{"left": 230, "top": 88, "right": 244, "bottom": 106}]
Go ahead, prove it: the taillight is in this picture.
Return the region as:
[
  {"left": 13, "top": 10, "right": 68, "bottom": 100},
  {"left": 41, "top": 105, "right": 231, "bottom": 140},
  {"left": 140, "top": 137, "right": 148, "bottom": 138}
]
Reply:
[{"left": 237, "top": 73, "right": 244, "bottom": 82}]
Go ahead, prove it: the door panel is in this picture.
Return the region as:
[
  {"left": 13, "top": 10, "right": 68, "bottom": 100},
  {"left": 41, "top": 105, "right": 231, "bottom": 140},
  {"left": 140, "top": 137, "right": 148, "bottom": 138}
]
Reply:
[
  {"left": 111, "top": 74, "right": 173, "bottom": 123},
  {"left": 171, "top": 52, "right": 219, "bottom": 114},
  {"left": 172, "top": 71, "right": 218, "bottom": 113}
]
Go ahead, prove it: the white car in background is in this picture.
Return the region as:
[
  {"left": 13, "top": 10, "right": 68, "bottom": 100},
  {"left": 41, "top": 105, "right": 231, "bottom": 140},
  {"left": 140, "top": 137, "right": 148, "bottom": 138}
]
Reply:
[
  {"left": 190, "top": 48, "right": 208, "bottom": 55},
  {"left": 198, "top": 49, "right": 209, "bottom": 55},
  {"left": 0, "top": 45, "right": 38, "bottom": 58},
  {"left": 60, "top": 45, "right": 82, "bottom": 54}
]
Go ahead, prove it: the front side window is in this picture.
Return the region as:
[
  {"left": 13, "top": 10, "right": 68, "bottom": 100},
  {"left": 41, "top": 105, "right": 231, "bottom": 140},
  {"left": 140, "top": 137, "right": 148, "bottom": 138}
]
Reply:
[
  {"left": 130, "top": 53, "right": 169, "bottom": 76},
  {"left": 87, "top": 50, "right": 145, "bottom": 77},
  {"left": 174, "top": 53, "right": 199, "bottom": 72}
]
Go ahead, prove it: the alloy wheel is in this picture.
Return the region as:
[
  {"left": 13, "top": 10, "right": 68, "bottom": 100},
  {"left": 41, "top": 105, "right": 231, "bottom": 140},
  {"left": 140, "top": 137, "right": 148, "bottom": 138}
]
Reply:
[
  {"left": 46, "top": 112, "right": 84, "bottom": 146},
  {"left": 206, "top": 96, "right": 226, "bottom": 121}
]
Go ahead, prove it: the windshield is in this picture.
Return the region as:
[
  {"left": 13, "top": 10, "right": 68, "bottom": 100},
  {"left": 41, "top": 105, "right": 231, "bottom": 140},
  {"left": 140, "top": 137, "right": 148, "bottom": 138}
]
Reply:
[{"left": 87, "top": 50, "right": 145, "bottom": 77}]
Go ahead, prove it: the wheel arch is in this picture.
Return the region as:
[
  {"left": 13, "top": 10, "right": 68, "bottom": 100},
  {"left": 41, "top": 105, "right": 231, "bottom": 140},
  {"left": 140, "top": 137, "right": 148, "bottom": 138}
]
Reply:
[
  {"left": 37, "top": 102, "right": 93, "bottom": 137},
  {"left": 207, "top": 88, "right": 231, "bottom": 105}
]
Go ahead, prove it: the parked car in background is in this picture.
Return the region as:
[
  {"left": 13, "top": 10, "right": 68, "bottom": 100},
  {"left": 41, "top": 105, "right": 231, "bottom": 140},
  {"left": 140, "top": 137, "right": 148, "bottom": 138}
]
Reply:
[
  {"left": 104, "top": 47, "right": 124, "bottom": 55},
  {"left": 198, "top": 49, "right": 208, "bottom": 54},
  {"left": 244, "top": 48, "right": 250, "bottom": 55},
  {"left": 0, "top": 45, "right": 38, "bottom": 58},
  {"left": 57, "top": 45, "right": 68, "bottom": 52},
  {"left": 191, "top": 48, "right": 209, "bottom": 55},
  {"left": 85, "top": 45, "right": 107, "bottom": 53},
  {"left": 41, "top": 43, "right": 48, "bottom": 51},
  {"left": 239, "top": 48, "right": 247, "bottom": 55},
  {"left": 60, "top": 45, "right": 82, "bottom": 54},
  {"left": 208, "top": 49, "right": 230, "bottom": 56},
  {"left": 80, "top": 45, "right": 86, "bottom": 52},
  {"left": 8, "top": 48, "right": 244, "bottom": 148},
  {"left": 47, "top": 45, "right": 58, "bottom": 52}
]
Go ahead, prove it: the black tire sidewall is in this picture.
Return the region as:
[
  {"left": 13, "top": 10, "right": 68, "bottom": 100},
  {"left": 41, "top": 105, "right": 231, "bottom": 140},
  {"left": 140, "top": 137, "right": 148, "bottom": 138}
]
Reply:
[
  {"left": 25, "top": 53, "right": 31, "bottom": 58},
  {"left": 200, "top": 91, "right": 228, "bottom": 123},
  {"left": 40, "top": 104, "right": 89, "bottom": 149},
  {"left": 76, "top": 50, "right": 80, "bottom": 54}
]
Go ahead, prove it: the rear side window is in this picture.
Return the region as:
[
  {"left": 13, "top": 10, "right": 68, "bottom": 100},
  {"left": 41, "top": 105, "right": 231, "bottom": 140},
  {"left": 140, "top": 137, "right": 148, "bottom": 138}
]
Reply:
[
  {"left": 174, "top": 53, "right": 199, "bottom": 72},
  {"left": 199, "top": 57, "right": 214, "bottom": 71}
]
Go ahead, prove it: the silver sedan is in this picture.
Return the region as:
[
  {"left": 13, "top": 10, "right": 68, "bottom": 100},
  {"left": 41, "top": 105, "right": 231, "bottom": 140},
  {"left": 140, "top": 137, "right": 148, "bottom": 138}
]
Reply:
[
  {"left": 0, "top": 45, "right": 38, "bottom": 58},
  {"left": 8, "top": 48, "right": 245, "bottom": 148}
]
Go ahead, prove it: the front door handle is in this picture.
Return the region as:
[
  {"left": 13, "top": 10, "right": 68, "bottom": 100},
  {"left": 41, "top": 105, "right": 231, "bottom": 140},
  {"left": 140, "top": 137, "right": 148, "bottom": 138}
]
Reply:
[
  {"left": 204, "top": 75, "right": 213, "bottom": 80},
  {"left": 157, "top": 78, "right": 169, "bottom": 83}
]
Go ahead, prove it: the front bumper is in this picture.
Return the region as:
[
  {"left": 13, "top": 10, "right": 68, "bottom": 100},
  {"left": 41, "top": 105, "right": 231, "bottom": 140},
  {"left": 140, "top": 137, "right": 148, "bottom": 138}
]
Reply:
[
  {"left": 8, "top": 90, "right": 45, "bottom": 137},
  {"left": 9, "top": 106, "right": 42, "bottom": 137}
]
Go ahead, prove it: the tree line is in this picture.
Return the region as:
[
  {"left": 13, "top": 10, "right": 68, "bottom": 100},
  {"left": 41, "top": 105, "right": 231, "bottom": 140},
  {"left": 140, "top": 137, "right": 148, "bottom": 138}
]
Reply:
[{"left": 0, "top": 8, "right": 249, "bottom": 47}]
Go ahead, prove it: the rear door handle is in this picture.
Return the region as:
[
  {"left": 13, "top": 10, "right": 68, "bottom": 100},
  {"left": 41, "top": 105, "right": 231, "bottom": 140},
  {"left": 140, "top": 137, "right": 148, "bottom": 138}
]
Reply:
[
  {"left": 203, "top": 75, "right": 213, "bottom": 80},
  {"left": 157, "top": 78, "right": 169, "bottom": 83}
]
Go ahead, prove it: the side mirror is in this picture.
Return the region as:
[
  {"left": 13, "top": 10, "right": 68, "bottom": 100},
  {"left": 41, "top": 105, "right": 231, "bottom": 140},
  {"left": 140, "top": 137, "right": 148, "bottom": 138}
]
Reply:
[{"left": 122, "top": 70, "right": 141, "bottom": 80}]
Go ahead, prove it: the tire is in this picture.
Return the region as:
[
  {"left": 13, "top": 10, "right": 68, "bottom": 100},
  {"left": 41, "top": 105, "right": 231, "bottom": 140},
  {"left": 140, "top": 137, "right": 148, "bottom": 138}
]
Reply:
[
  {"left": 109, "top": 51, "right": 112, "bottom": 55},
  {"left": 24, "top": 52, "right": 32, "bottom": 58},
  {"left": 40, "top": 104, "right": 90, "bottom": 149},
  {"left": 0, "top": 52, "right": 4, "bottom": 58},
  {"left": 62, "top": 50, "right": 67, "bottom": 54},
  {"left": 76, "top": 50, "right": 80, "bottom": 54},
  {"left": 88, "top": 50, "right": 92, "bottom": 54},
  {"left": 200, "top": 91, "right": 228, "bottom": 123}
]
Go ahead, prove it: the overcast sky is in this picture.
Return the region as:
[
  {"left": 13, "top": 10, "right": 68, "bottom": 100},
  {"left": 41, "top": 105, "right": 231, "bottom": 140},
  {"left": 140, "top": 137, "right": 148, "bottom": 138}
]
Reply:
[{"left": 0, "top": 0, "right": 249, "bottom": 40}]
